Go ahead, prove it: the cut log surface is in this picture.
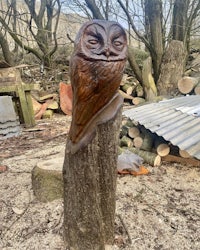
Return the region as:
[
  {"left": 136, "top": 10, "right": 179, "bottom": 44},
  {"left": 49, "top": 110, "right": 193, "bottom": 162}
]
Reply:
[
  {"left": 32, "top": 157, "right": 64, "bottom": 202},
  {"left": 132, "top": 97, "right": 145, "bottom": 105},
  {"left": 194, "top": 83, "right": 200, "bottom": 95},
  {"left": 179, "top": 149, "right": 191, "bottom": 158},
  {"left": 133, "top": 136, "right": 144, "bottom": 148},
  {"left": 118, "top": 89, "right": 134, "bottom": 100},
  {"left": 178, "top": 76, "right": 199, "bottom": 94},
  {"left": 128, "top": 126, "right": 140, "bottom": 138},
  {"left": 121, "top": 147, "right": 161, "bottom": 167},
  {"left": 121, "top": 83, "right": 134, "bottom": 95},
  {"left": 156, "top": 143, "right": 170, "bottom": 157}
]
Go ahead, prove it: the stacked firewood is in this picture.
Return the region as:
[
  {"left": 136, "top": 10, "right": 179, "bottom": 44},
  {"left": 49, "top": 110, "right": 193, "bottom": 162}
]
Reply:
[
  {"left": 119, "top": 118, "right": 200, "bottom": 167},
  {"left": 178, "top": 51, "right": 200, "bottom": 95},
  {"left": 178, "top": 76, "right": 200, "bottom": 95},
  {"left": 119, "top": 74, "right": 145, "bottom": 106},
  {"left": 31, "top": 91, "right": 59, "bottom": 119}
]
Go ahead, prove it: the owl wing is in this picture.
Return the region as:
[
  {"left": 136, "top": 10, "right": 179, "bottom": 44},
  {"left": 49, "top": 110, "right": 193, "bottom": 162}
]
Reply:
[
  {"left": 69, "top": 57, "right": 101, "bottom": 142},
  {"left": 69, "top": 57, "right": 124, "bottom": 144}
]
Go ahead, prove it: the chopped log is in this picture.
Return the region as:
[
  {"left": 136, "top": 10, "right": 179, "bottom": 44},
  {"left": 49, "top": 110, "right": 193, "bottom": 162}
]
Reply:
[
  {"left": 120, "top": 135, "right": 133, "bottom": 147},
  {"left": 133, "top": 136, "right": 144, "bottom": 148},
  {"left": 194, "top": 82, "right": 200, "bottom": 95},
  {"left": 35, "top": 102, "right": 49, "bottom": 120},
  {"left": 156, "top": 143, "right": 170, "bottom": 157},
  {"left": 31, "top": 97, "right": 42, "bottom": 115},
  {"left": 154, "top": 137, "right": 170, "bottom": 157},
  {"left": 34, "top": 99, "right": 53, "bottom": 120},
  {"left": 120, "top": 74, "right": 130, "bottom": 86},
  {"left": 124, "top": 118, "right": 135, "bottom": 127},
  {"left": 177, "top": 76, "right": 199, "bottom": 94},
  {"left": 121, "top": 118, "right": 128, "bottom": 126},
  {"left": 42, "top": 109, "right": 54, "bottom": 119},
  {"left": 119, "top": 125, "right": 128, "bottom": 138},
  {"left": 132, "top": 97, "right": 145, "bottom": 105},
  {"left": 135, "top": 83, "right": 144, "bottom": 97},
  {"left": 179, "top": 149, "right": 191, "bottom": 158},
  {"left": 39, "top": 93, "right": 57, "bottom": 101},
  {"left": 121, "top": 83, "right": 134, "bottom": 95},
  {"left": 121, "top": 147, "right": 161, "bottom": 167},
  {"left": 59, "top": 82, "right": 72, "bottom": 115},
  {"left": 47, "top": 100, "right": 58, "bottom": 110},
  {"left": 32, "top": 157, "right": 64, "bottom": 202},
  {"left": 118, "top": 89, "right": 134, "bottom": 100},
  {"left": 140, "top": 128, "right": 154, "bottom": 152},
  {"left": 128, "top": 126, "right": 140, "bottom": 138},
  {"left": 162, "top": 155, "right": 200, "bottom": 167}
]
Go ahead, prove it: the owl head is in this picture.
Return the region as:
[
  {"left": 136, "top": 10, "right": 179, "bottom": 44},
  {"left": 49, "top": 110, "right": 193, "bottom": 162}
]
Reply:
[{"left": 73, "top": 19, "right": 127, "bottom": 61}]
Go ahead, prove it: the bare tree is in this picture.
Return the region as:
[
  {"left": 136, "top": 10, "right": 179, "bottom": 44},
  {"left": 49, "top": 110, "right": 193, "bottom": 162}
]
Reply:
[
  {"left": 0, "top": 0, "right": 61, "bottom": 67},
  {"left": 83, "top": 0, "right": 200, "bottom": 96}
]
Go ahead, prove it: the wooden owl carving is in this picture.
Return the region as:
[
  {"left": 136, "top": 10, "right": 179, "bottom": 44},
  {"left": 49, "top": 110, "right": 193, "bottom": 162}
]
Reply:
[{"left": 69, "top": 19, "right": 127, "bottom": 152}]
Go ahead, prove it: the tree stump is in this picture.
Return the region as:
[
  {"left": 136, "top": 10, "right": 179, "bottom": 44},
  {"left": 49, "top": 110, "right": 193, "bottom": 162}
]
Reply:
[
  {"left": 62, "top": 19, "right": 127, "bottom": 250},
  {"left": 63, "top": 108, "right": 122, "bottom": 250},
  {"left": 32, "top": 157, "right": 64, "bottom": 202}
]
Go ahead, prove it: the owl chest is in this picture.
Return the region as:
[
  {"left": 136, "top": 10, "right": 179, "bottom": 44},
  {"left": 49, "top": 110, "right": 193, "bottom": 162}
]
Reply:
[{"left": 76, "top": 59, "right": 123, "bottom": 86}]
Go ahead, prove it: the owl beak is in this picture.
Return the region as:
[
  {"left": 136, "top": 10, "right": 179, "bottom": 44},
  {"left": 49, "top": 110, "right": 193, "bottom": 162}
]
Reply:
[{"left": 104, "top": 48, "right": 110, "bottom": 58}]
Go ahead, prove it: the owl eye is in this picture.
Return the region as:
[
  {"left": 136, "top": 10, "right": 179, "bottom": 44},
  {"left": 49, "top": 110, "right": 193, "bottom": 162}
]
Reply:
[
  {"left": 88, "top": 39, "right": 99, "bottom": 45},
  {"left": 113, "top": 40, "right": 123, "bottom": 47}
]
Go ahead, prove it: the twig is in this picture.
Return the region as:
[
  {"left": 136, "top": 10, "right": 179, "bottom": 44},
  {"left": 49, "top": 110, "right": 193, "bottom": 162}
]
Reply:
[
  {"left": 117, "top": 214, "right": 132, "bottom": 244},
  {"left": 1, "top": 191, "right": 32, "bottom": 239}
]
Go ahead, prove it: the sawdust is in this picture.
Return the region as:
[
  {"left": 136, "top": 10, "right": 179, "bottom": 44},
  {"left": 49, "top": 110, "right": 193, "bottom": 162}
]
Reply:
[{"left": 0, "top": 114, "right": 200, "bottom": 250}]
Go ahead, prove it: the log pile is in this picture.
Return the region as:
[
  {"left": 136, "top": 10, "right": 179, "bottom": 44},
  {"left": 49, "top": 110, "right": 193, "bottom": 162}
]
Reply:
[
  {"left": 119, "top": 118, "right": 200, "bottom": 167},
  {"left": 178, "top": 76, "right": 200, "bottom": 95},
  {"left": 31, "top": 91, "right": 59, "bottom": 119},
  {"left": 119, "top": 74, "right": 145, "bottom": 106},
  {"left": 178, "top": 51, "right": 200, "bottom": 95}
]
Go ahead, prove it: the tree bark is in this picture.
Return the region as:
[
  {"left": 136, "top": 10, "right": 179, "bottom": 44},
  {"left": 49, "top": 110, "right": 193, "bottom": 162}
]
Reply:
[
  {"left": 157, "top": 40, "right": 186, "bottom": 95},
  {"left": 128, "top": 46, "right": 143, "bottom": 84},
  {"left": 172, "top": 0, "right": 187, "bottom": 41},
  {"left": 142, "top": 57, "right": 157, "bottom": 100},
  {"left": 85, "top": 0, "right": 105, "bottom": 19},
  {"left": 32, "top": 158, "right": 63, "bottom": 202},
  {"left": 0, "top": 32, "right": 14, "bottom": 66},
  {"left": 144, "top": 0, "right": 164, "bottom": 83},
  {"left": 63, "top": 107, "right": 122, "bottom": 250}
]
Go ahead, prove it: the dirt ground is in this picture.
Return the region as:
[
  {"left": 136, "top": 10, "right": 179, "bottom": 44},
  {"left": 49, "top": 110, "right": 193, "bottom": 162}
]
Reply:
[{"left": 0, "top": 114, "right": 200, "bottom": 250}]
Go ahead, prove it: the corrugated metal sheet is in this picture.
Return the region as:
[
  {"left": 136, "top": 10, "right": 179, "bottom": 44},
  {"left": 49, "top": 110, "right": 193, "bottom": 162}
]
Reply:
[
  {"left": 123, "top": 95, "right": 200, "bottom": 160},
  {"left": 0, "top": 96, "right": 21, "bottom": 139}
]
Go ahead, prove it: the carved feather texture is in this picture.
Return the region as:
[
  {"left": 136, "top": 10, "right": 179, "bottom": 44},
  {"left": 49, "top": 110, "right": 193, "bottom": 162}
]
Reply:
[{"left": 68, "top": 20, "right": 127, "bottom": 149}]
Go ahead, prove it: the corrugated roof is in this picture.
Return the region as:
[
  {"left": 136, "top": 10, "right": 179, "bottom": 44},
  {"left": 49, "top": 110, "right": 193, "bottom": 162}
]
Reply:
[
  {"left": 123, "top": 95, "right": 200, "bottom": 160},
  {"left": 0, "top": 96, "right": 21, "bottom": 139}
]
